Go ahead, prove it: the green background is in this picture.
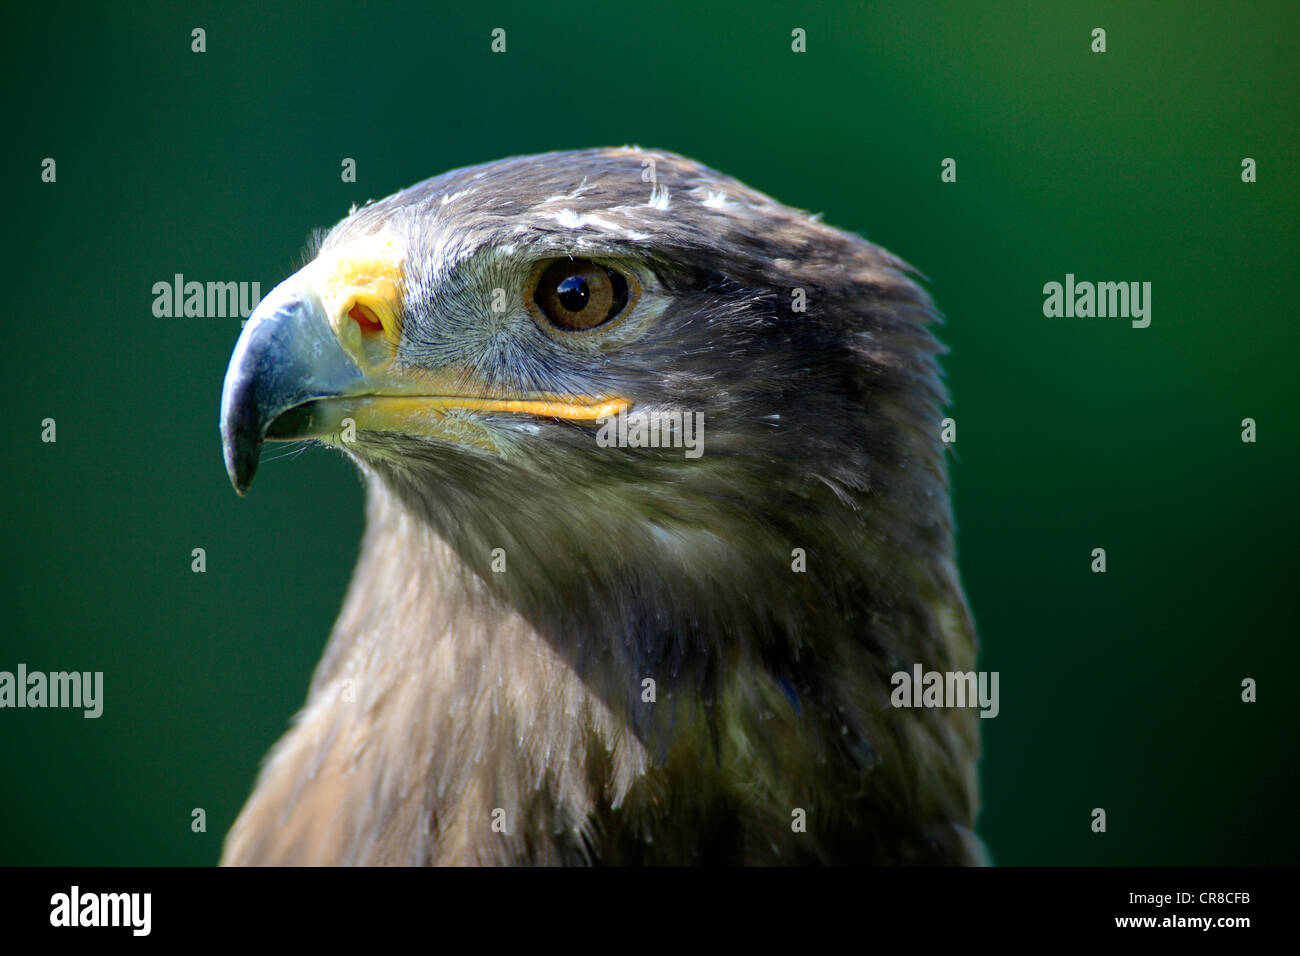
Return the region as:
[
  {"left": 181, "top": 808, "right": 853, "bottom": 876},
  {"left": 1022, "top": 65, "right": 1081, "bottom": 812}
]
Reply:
[{"left": 2, "top": 0, "right": 1296, "bottom": 865}]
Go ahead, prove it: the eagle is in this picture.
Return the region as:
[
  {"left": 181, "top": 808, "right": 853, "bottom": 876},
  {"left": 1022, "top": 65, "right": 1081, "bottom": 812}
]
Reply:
[{"left": 219, "top": 147, "right": 984, "bottom": 865}]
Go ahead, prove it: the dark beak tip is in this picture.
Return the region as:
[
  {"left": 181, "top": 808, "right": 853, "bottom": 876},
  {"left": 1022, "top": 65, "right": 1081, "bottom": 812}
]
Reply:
[
  {"left": 222, "top": 427, "right": 261, "bottom": 497},
  {"left": 229, "top": 457, "right": 258, "bottom": 497}
]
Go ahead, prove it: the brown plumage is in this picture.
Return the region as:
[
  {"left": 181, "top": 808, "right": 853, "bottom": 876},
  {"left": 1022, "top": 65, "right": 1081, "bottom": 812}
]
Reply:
[{"left": 219, "top": 147, "right": 983, "bottom": 864}]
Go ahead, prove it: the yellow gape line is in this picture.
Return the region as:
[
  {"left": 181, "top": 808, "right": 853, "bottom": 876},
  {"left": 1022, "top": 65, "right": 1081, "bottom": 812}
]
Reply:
[{"left": 335, "top": 394, "right": 633, "bottom": 430}]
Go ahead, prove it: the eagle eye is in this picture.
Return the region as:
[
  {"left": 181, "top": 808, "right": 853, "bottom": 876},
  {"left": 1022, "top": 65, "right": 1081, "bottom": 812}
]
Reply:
[{"left": 531, "top": 259, "right": 630, "bottom": 331}]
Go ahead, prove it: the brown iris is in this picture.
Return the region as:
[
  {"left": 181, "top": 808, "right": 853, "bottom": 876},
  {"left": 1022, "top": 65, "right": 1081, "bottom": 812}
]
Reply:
[{"left": 531, "top": 259, "right": 630, "bottom": 331}]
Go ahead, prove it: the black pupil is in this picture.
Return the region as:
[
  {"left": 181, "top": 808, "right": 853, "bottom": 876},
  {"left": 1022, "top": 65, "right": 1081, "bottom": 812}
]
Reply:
[{"left": 555, "top": 275, "right": 590, "bottom": 312}]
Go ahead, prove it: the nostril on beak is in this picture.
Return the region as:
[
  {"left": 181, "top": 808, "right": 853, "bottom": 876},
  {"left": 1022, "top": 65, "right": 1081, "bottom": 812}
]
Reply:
[{"left": 348, "top": 302, "right": 384, "bottom": 335}]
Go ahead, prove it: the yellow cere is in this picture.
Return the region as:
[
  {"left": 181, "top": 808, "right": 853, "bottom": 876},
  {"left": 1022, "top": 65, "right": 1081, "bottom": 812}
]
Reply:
[{"left": 315, "top": 231, "right": 406, "bottom": 354}]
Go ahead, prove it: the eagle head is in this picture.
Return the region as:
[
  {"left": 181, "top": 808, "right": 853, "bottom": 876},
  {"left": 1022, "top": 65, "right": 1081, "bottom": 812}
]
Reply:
[{"left": 219, "top": 147, "right": 982, "bottom": 865}]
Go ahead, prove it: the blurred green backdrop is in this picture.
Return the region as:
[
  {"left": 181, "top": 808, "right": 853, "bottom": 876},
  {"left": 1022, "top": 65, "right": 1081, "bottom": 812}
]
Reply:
[{"left": 2, "top": 0, "right": 1296, "bottom": 865}]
